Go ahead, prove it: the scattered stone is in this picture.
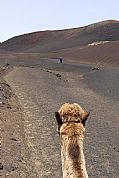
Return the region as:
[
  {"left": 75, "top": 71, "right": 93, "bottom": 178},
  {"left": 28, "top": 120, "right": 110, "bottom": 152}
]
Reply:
[
  {"left": 10, "top": 138, "right": 18, "bottom": 141},
  {"left": 0, "top": 101, "right": 3, "bottom": 105},
  {"left": 56, "top": 73, "right": 61, "bottom": 78},
  {"left": 11, "top": 166, "right": 17, "bottom": 171},
  {"left": 6, "top": 104, "right": 12, "bottom": 109},
  {"left": 17, "top": 157, "right": 23, "bottom": 162},
  {"left": 0, "top": 163, "right": 3, "bottom": 170},
  {"left": 91, "top": 67, "right": 99, "bottom": 71}
]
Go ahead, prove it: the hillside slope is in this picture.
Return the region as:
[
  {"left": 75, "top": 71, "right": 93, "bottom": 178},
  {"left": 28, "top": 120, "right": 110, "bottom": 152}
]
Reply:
[
  {"left": 1, "top": 20, "right": 119, "bottom": 53},
  {"left": 49, "top": 41, "right": 119, "bottom": 66}
]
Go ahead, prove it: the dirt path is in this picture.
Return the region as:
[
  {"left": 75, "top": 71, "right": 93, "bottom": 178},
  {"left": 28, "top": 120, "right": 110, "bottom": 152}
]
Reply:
[
  {"left": 0, "top": 65, "right": 39, "bottom": 178},
  {"left": 4, "top": 64, "right": 119, "bottom": 178}
]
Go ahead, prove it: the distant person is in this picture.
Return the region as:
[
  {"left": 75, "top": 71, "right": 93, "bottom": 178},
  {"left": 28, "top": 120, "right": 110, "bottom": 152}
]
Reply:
[{"left": 59, "top": 57, "right": 63, "bottom": 64}]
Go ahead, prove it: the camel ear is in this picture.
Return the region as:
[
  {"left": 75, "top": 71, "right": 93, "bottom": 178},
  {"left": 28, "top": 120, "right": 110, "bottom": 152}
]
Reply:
[
  {"left": 81, "top": 111, "right": 90, "bottom": 126},
  {"left": 55, "top": 112, "right": 63, "bottom": 125}
]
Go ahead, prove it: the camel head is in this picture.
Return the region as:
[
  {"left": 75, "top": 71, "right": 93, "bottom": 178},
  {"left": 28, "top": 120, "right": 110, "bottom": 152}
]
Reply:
[{"left": 55, "top": 103, "right": 90, "bottom": 133}]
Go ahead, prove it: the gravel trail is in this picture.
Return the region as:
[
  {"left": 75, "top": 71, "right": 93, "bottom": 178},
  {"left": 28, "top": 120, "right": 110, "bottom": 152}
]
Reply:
[{"left": 4, "top": 61, "right": 119, "bottom": 178}]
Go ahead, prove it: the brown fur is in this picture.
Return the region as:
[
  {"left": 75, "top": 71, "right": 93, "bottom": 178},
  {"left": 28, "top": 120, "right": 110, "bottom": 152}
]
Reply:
[
  {"left": 55, "top": 103, "right": 89, "bottom": 178},
  {"left": 60, "top": 122, "right": 85, "bottom": 137},
  {"left": 60, "top": 123, "right": 85, "bottom": 172},
  {"left": 55, "top": 103, "right": 89, "bottom": 131},
  {"left": 57, "top": 103, "right": 85, "bottom": 122}
]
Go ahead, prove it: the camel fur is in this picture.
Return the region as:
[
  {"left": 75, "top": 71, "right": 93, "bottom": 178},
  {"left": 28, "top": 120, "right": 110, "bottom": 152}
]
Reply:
[{"left": 55, "top": 103, "right": 89, "bottom": 178}]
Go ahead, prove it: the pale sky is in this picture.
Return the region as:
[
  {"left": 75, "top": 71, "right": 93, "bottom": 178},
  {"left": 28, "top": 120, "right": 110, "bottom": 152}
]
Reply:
[{"left": 0, "top": 0, "right": 119, "bottom": 42}]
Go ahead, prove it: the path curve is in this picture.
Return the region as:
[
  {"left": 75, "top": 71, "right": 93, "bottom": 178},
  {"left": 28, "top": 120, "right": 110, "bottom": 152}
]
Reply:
[{"left": 5, "top": 65, "right": 119, "bottom": 178}]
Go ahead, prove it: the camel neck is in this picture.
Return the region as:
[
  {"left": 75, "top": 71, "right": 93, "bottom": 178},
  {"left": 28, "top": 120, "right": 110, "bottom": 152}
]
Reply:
[{"left": 61, "top": 135, "right": 88, "bottom": 178}]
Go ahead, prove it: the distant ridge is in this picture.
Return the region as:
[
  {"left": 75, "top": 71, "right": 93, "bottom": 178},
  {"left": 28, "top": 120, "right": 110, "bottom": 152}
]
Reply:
[{"left": 1, "top": 19, "right": 119, "bottom": 52}]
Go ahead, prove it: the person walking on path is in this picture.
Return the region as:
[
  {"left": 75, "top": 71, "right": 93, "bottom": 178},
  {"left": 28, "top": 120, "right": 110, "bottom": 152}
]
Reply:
[{"left": 59, "top": 57, "right": 63, "bottom": 63}]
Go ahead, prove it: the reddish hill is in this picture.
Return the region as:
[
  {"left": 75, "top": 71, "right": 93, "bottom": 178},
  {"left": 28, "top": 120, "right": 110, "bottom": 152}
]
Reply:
[
  {"left": 1, "top": 20, "right": 119, "bottom": 53},
  {"left": 50, "top": 41, "right": 119, "bottom": 66},
  {"left": 0, "top": 20, "right": 119, "bottom": 67}
]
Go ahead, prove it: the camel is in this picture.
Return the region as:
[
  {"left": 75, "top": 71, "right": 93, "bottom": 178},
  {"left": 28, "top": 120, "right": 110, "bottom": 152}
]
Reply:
[{"left": 55, "top": 103, "right": 89, "bottom": 178}]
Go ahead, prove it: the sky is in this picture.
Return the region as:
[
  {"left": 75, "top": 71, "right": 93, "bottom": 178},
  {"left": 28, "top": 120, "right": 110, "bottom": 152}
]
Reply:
[{"left": 0, "top": 0, "right": 119, "bottom": 42}]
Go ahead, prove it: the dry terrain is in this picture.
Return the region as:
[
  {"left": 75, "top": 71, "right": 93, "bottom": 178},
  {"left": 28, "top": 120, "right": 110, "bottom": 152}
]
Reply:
[
  {"left": 0, "top": 20, "right": 119, "bottom": 178},
  {"left": 0, "top": 20, "right": 119, "bottom": 67}
]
